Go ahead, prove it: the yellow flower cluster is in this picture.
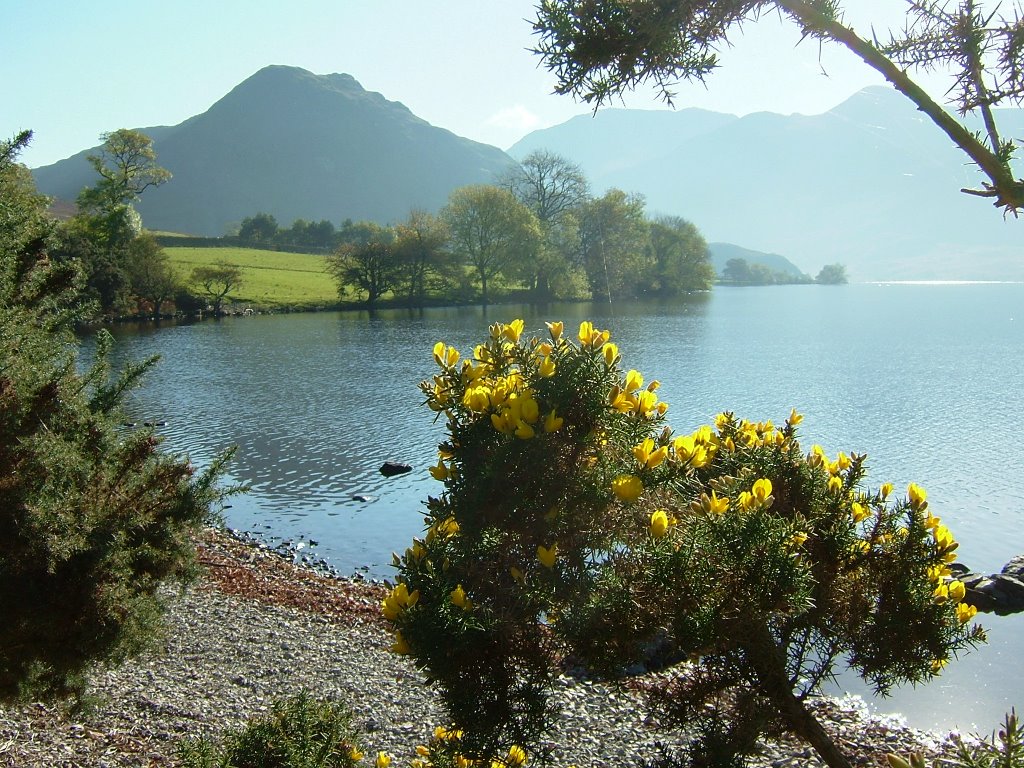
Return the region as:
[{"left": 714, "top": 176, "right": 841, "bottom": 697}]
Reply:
[
  {"left": 917, "top": 497, "right": 977, "bottom": 625},
  {"left": 381, "top": 582, "right": 419, "bottom": 622},
  {"left": 609, "top": 369, "right": 667, "bottom": 418},
  {"left": 396, "top": 726, "right": 523, "bottom": 768}
]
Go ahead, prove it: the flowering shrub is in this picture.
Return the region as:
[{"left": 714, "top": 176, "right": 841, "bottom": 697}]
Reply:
[{"left": 388, "top": 321, "right": 984, "bottom": 768}]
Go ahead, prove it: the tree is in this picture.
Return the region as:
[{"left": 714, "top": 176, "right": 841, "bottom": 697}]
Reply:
[
  {"left": 442, "top": 185, "right": 541, "bottom": 307},
  {"left": 533, "top": 0, "right": 1024, "bottom": 214},
  {"left": 393, "top": 210, "right": 451, "bottom": 307},
  {"left": 1, "top": 132, "right": 232, "bottom": 702},
  {"left": 126, "top": 234, "right": 181, "bottom": 317},
  {"left": 326, "top": 222, "right": 399, "bottom": 309},
  {"left": 647, "top": 214, "right": 716, "bottom": 293},
  {"left": 503, "top": 150, "right": 590, "bottom": 299},
  {"left": 238, "top": 212, "right": 279, "bottom": 243},
  {"left": 69, "top": 129, "right": 170, "bottom": 315},
  {"left": 576, "top": 188, "right": 649, "bottom": 300},
  {"left": 77, "top": 128, "right": 172, "bottom": 215},
  {"left": 816, "top": 263, "right": 849, "bottom": 284},
  {"left": 192, "top": 262, "right": 244, "bottom": 315}
]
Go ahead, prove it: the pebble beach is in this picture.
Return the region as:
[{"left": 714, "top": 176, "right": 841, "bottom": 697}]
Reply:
[{"left": 0, "top": 530, "right": 967, "bottom": 767}]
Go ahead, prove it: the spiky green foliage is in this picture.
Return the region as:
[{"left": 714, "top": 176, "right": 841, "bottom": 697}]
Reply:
[
  {"left": 1, "top": 132, "right": 233, "bottom": 702},
  {"left": 177, "top": 693, "right": 365, "bottom": 768},
  {"left": 533, "top": 0, "right": 1024, "bottom": 212}
]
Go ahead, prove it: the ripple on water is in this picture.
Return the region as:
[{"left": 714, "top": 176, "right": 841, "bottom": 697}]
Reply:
[{"left": 89, "top": 286, "right": 1024, "bottom": 731}]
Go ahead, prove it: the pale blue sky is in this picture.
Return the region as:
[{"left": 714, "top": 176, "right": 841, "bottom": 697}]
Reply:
[{"left": 5, "top": 1, "right": 946, "bottom": 168}]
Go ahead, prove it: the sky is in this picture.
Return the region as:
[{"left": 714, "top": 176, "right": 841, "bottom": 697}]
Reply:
[{"left": 5, "top": 0, "right": 950, "bottom": 169}]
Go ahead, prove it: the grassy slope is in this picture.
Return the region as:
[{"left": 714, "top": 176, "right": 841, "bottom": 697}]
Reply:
[{"left": 167, "top": 246, "right": 338, "bottom": 310}]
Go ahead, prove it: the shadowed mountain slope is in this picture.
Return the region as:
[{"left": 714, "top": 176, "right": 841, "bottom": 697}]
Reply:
[{"left": 33, "top": 66, "right": 517, "bottom": 236}]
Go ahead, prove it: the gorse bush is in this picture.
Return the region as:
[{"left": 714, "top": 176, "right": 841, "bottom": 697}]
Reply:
[
  {"left": 177, "top": 692, "right": 365, "bottom": 768},
  {"left": 387, "top": 319, "right": 985, "bottom": 768},
  {"left": 1, "top": 131, "right": 233, "bottom": 702}
]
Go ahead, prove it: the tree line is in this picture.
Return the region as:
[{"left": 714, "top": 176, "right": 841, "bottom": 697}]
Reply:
[{"left": 243, "top": 149, "right": 716, "bottom": 309}]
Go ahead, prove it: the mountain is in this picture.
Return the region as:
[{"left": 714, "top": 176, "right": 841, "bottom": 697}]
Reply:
[
  {"left": 707, "top": 242, "right": 808, "bottom": 279},
  {"left": 32, "top": 66, "right": 517, "bottom": 236},
  {"left": 510, "top": 88, "right": 1024, "bottom": 281}
]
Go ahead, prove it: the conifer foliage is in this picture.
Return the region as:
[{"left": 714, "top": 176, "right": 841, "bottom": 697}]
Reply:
[{"left": 0, "top": 132, "right": 232, "bottom": 702}]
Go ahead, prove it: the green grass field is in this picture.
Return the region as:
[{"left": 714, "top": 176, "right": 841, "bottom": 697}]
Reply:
[{"left": 167, "top": 246, "right": 338, "bottom": 310}]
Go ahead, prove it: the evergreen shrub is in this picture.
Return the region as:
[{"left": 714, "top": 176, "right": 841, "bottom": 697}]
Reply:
[{"left": 386, "top": 319, "right": 985, "bottom": 768}]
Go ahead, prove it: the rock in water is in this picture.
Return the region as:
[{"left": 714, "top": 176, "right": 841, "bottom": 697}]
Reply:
[{"left": 379, "top": 461, "right": 412, "bottom": 477}]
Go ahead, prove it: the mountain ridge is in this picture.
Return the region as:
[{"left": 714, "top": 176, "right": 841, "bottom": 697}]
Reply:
[
  {"left": 510, "top": 85, "right": 1024, "bottom": 281},
  {"left": 32, "top": 65, "right": 517, "bottom": 236}
]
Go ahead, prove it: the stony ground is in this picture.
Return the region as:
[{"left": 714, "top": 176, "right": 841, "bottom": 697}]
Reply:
[{"left": 0, "top": 530, "right": 965, "bottom": 767}]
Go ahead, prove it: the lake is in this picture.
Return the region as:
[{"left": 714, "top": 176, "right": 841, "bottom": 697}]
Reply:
[{"left": 89, "top": 282, "right": 1024, "bottom": 734}]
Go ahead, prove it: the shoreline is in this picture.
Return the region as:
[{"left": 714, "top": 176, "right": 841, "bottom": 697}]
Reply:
[{"left": 0, "top": 528, "right": 968, "bottom": 767}]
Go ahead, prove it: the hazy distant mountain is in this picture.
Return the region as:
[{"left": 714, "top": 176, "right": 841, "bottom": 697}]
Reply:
[
  {"left": 708, "top": 242, "right": 808, "bottom": 279},
  {"left": 33, "top": 65, "right": 517, "bottom": 236},
  {"left": 510, "top": 88, "right": 1024, "bottom": 281}
]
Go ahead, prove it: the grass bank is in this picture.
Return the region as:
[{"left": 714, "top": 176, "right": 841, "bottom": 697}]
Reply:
[{"left": 167, "top": 246, "right": 338, "bottom": 311}]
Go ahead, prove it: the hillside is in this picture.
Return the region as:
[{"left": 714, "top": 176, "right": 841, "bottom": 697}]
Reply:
[
  {"left": 708, "top": 242, "right": 808, "bottom": 279},
  {"left": 510, "top": 88, "right": 1024, "bottom": 281},
  {"left": 32, "top": 66, "right": 517, "bottom": 236}
]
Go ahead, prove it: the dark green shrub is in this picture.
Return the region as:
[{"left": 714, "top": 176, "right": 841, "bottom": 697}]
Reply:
[
  {"left": 1, "top": 131, "right": 234, "bottom": 702},
  {"left": 177, "top": 693, "right": 365, "bottom": 768}
]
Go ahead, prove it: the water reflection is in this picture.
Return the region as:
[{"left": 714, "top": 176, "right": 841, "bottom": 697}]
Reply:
[{"left": 83, "top": 285, "right": 1023, "bottom": 731}]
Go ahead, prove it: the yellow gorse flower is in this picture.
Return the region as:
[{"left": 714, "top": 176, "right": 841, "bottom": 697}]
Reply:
[
  {"left": 543, "top": 409, "right": 564, "bottom": 433},
  {"left": 701, "top": 490, "right": 729, "bottom": 515},
  {"left": 633, "top": 438, "right": 668, "bottom": 469},
  {"left": 957, "top": 602, "right": 978, "bottom": 623},
  {"left": 381, "top": 583, "right": 420, "bottom": 622},
  {"left": 908, "top": 482, "right": 928, "bottom": 508},
  {"left": 390, "top": 630, "right": 411, "bottom": 655},
  {"left": 507, "top": 745, "right": 528, "bottom": 765},
  {"left": 578, "top": 320, "right": 610, "bottom": 348},
  {"left": 375, "top": 752, "right": 392, "bottom": 768},
  {"left": 503, "top": 318, "right": 525, "bottom": 343},
  {"left": 948, "top": 580, "right": 967, "bottom": 603},
  {"left": 602, "top": 342, "right": 619, "bottom": 366},
  {"left": 546, "top": 320, "right": 563, "bottom": 340},
  {"left": 433, "top": 341, "right": 460, "bottom": 368},
  {"left": 611, "top": 474, "right": 644, "bottom": 502},
  {"left": 537, "top": 543, "right": 558, "bottom": 568},
  {"left": 788, "top": 408, "right": 803, "bottom": 426},
  {"left": 851, "top": 502, "right": 870, "bottom": 523},
  {"left": 649, "top": 509, "right": 670, "bottom": 538},
  {"left": 450, "top": 584, "right": 472, "bottom": 610},
  {"left": 429, "top": 460, "right": 450, "bottom": 482},
  {"left": 751, "top": 478, "right": 772, "bottom": 504},
  {"left": 349, "top": 747, "right": 365, "bottom": 761}
]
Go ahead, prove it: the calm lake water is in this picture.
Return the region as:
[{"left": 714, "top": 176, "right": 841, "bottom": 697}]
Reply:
[{"left": 89, "top": 283, "right": 1024, "bottom": 734}]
